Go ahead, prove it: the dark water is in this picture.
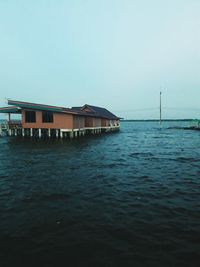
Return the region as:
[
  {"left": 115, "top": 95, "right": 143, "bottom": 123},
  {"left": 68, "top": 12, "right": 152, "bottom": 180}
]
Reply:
[{"left": 0, "top": 122, "right": 200, "bottom": 267}]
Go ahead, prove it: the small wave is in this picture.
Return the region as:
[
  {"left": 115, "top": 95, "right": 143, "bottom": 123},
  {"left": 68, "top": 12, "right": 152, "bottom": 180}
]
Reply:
[
  {"left": 129, "top": 152, "right": 154, "bottom": 158},
  {"left": 139, "top": 175, "right": 149, "bottom": 179},
  {"left": 175, "top": 157, "right": 200, "bottom": 163}
]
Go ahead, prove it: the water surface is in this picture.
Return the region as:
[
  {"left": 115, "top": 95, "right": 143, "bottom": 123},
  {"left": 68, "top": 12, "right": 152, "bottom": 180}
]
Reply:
[{"left": 0, "top": 122, "right": 200, "bottom": 266}]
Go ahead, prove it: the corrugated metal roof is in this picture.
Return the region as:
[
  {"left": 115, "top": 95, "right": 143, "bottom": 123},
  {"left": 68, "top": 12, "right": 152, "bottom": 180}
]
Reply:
[
  {"left": 0, "top": 100, "right": 120, "bottom": 119},
  {"left": 7, "top": 100, "right": 73, "bottom": 113},
  {"left": 87, "top": 105, "right": 120, "bottom": 119},
  {"left": 0, "top": 106, "right": 21, "bottom": 114},
  {"left": 72, "top": 104, "right": 120, "bottom": 120}
]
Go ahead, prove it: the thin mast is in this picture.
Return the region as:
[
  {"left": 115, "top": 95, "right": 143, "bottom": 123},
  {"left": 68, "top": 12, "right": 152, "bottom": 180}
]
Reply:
[{"left": 160, "top": 91, "right": 162, "bottom": 125}]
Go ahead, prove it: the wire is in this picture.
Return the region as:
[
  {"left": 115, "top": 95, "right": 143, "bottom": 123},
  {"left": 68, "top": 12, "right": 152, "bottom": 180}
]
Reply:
[{"left": 114, "top": 107, "right": 200, "bottom": 113}]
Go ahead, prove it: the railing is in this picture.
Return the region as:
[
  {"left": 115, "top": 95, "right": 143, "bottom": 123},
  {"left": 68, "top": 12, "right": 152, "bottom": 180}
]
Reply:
[
  {"left": 8, "top": 120, "right": 22, "bottom": 129},
  {"left": 0, "top": 120, "right": 22, "bottom": 136},
  {"left": 0, "top": 121, "right": 8, "bottom": 136}
]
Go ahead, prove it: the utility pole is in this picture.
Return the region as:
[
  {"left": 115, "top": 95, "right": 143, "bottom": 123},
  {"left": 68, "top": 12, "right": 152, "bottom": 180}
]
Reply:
[{"left": 160, "top": 91, "right": 162, "bottom": 125}]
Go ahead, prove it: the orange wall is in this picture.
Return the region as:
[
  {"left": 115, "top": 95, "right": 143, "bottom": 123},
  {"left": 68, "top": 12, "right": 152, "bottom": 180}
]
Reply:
[
  {"left": 85, "top": 117, "right": 93, "bottom": 127},
  {"left": 22, "top": 109, "right": 119, "bottom": 129},
  {"left": 22, "top": 110, "right": 73, "bottom": 129},
  {"left": 85, "top": 117, "right": 101, "bottom": 127},
  {"left": 101, "top": 119, "right": 109, "bottom": 127},
  {"left": 73, "top": 116, "right": 85, "bottom": 129},
  {"left": 94, "top": 118, "right": 101, "bottom": 127}
]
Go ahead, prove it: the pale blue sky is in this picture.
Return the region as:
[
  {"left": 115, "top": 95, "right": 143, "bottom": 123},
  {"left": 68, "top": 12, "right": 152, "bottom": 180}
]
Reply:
[{"left": 0, "top": 0, "right": 200, "bottom": 119}]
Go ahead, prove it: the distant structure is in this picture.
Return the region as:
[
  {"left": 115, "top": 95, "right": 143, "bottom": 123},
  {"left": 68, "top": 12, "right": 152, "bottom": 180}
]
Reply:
[{"left": 0, "top": 100, "right": 120, "bottom": 138}]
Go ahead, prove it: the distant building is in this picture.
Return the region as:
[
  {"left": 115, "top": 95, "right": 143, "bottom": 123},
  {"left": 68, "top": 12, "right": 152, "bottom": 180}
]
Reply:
[{"left": 0, "top": 100, "right": 120, "bottom": 138}]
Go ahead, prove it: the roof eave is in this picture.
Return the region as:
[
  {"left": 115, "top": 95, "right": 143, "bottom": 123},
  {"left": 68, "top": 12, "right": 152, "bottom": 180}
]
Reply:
[{"left": 0, "top": 106, "right": 22, "bottom": 114}]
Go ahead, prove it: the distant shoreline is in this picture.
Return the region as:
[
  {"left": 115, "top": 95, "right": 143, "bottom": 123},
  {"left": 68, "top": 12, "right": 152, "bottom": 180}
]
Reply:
[{"left": 121, "top": 119, "right": 194, "bottom": 122}]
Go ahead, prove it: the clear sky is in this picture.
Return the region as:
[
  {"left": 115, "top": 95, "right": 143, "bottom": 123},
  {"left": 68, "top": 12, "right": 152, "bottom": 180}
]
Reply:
[{"left": 0, "top": 0, "right": 200, "bottom": 119}]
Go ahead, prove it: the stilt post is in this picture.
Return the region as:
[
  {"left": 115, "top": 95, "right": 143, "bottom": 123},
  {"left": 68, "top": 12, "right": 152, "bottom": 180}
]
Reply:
[{"left": 38, "top": 128, "right": 42, "bottom": 138}]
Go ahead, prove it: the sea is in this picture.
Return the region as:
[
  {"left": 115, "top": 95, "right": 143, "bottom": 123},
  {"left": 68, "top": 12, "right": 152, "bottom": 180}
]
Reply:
[{"left": 0, "top": 121, "right": 199, "bottom": 267}]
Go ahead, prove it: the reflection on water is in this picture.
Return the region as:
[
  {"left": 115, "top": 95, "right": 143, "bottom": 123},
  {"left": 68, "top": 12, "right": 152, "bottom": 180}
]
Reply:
[{"left": 0, "top": 121, "right": 200, "bottom": 267}]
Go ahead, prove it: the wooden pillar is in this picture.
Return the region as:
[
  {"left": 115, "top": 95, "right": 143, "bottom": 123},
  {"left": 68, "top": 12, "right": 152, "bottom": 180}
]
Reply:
[
  {"left": 15, "top": 129, "right": 17, "bottom": 136},
  {"left": 70, "top": 131, "right": 73, "bottom": 139},
  {"left": 60, "top": 131, "right": 63, "bottom": 139},
  {"left": 56, "top": 129, "right": 59, "bottom": 138},
  {"left": 48, "top": 129, "right": 51, "bottom": 138},
  {"left": 30, "top": 128, "right": 33, "bottom": 137},
  {"left": 22, "top": 128, "right": 25, "bottom": 137},
  {"left": 38, "top": 128, "right": 42, "bottom": 138}
]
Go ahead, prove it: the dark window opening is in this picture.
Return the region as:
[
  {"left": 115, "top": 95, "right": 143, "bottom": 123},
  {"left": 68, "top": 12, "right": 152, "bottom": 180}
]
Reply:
[
  {"left": 42, "top": 111, "right": 53, "bottom": 123},
  {"left": 25, "top": 111, "right": 36, "bottom": 123}
]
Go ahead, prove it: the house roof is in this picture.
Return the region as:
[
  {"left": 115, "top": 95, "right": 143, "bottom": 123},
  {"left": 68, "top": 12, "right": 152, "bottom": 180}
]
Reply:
[
  {"left": 72, "top": 104, "right": 120, "bottom": 120},
  {"left": 6, "top": 100, "right": 75, "bottom": 114},
  {"left": 0, "top": 106, "right": 22, "bottom": 114},
  {"left": 0, "top": 100, "right": 120, "bottom": 120}
]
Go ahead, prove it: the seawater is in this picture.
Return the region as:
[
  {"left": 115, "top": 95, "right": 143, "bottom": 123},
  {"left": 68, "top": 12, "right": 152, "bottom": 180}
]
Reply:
[{"left": 0, "top": 122, "right": 199, "bottom": 267}]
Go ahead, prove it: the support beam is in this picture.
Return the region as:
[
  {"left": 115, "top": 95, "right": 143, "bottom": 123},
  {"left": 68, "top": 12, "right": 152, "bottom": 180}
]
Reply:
[
  {"left": 22, "top": 128, "right": 25, "bottom": 137},
  {"left": 30, "top": 128, "right": 33, "bottom": 137},
  {"left": 60, "top": 131, "right": 63, "bottom": 139}
]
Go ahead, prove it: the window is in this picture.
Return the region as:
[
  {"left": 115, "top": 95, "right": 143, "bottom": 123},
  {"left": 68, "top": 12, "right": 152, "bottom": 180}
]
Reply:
[
  {"left": 25, "top": 111, "right": 36, "bottom": 123},
  {"left": 42, "top": 111, "right": 53, "bottom": 123}
]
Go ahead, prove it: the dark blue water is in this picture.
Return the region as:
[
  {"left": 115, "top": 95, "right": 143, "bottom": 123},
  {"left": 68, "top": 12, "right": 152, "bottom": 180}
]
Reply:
[{"left": 0, "top": 122, "right": 200, "bottom": 267}]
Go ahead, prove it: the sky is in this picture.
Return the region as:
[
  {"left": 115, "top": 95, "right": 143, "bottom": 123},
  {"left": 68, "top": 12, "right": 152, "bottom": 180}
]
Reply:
[{"left": 0, "top": 0, "right": 200, "bottom": 119}]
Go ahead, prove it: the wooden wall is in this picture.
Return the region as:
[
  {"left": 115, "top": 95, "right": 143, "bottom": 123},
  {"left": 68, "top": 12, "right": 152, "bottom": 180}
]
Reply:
[
  {"left": 22, "top": 110, "right": 73, "bottom": 129},
  {"left": 85, "top": 117, "right": 101, "bottom": 128},
  {"left": 73, "top": 116, "right": 85, "bottom": 129}
]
